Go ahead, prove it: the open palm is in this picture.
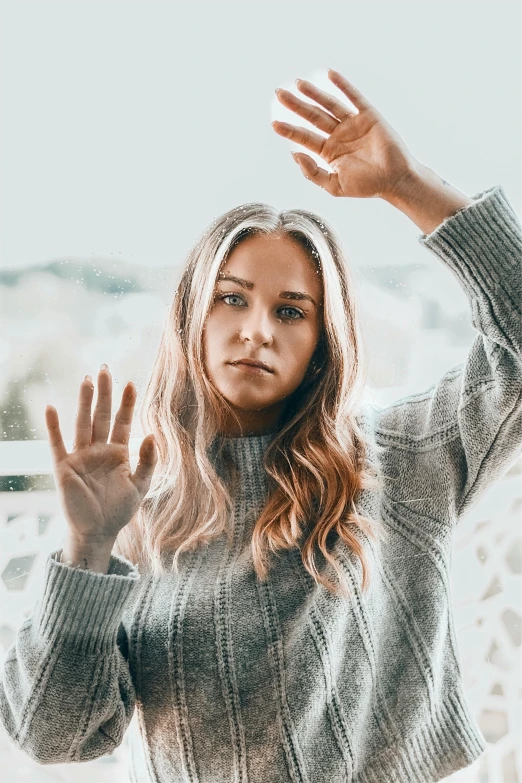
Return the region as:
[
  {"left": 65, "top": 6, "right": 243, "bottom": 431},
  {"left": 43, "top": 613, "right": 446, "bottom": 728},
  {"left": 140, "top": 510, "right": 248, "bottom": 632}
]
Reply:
[
  {"left": 273, "top": 69, "right": 417, "bottom": 200},
  {"left": 45, "top": 368, "right": 157, "bottom": 544}
]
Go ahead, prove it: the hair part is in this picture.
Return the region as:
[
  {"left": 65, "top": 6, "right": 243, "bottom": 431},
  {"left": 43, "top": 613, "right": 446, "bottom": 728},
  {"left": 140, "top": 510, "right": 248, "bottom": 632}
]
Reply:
[{"left": 114, "top": 202, "right": 384, "bottom": 598}]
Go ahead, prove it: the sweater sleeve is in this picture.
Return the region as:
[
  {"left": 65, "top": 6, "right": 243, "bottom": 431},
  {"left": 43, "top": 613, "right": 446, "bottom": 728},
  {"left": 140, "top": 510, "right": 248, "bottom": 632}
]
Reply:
[
  {"left": 373, "top": 184, "right": 522, "bottom": 522},
  {"left": 0, "top": 549, "right": 141, "bottom": 764}
]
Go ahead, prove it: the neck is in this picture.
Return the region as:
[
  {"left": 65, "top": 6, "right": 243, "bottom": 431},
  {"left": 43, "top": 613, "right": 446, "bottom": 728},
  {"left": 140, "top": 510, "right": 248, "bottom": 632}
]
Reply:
[{"left": 218, "top": 409, "right": 285, "bottom": 438}]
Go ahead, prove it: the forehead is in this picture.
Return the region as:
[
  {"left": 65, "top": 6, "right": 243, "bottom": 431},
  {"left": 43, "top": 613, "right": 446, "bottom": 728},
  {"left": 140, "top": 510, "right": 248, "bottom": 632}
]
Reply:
[{"left": 221, "top": 233, "right": 322, "bottom": 293}]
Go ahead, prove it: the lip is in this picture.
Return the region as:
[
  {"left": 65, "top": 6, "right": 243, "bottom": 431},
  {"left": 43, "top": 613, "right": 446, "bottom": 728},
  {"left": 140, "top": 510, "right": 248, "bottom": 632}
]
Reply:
[{"left": 229, "top": 361, "right": 273, "bottom": 374}]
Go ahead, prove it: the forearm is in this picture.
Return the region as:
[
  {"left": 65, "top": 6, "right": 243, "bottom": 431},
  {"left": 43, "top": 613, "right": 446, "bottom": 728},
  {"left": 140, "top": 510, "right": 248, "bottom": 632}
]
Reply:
[
  {"left": 385, "top": 160, "right": 474, "bottom": 235},
  {"left": 1, "top": 545, "right": 138, "bottom": 762}
]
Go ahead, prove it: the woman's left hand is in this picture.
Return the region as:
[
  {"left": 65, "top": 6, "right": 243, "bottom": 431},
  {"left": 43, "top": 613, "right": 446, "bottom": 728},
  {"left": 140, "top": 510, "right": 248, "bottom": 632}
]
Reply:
[{"left": 273, "top": 70, "right": 418, "bottom": 201}]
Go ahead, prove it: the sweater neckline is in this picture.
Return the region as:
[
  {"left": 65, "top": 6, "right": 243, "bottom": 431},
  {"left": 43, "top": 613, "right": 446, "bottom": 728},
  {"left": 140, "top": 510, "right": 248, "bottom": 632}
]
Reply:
[
  {"left": 208, "top": 428, "right": 276, "bottom": 449},
  {"left": 220, "top": 429, "right": 277, "bottom": 443},
  {"left": 208, "top": 430, "right": 276, "bottom": 495},
  {"left": 217, "top": 429, "right": 277, "bottom": 458}
]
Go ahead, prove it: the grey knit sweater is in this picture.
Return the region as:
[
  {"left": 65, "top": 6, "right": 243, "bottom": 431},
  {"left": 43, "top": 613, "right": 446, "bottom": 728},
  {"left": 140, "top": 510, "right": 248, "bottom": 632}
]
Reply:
[{"left": 1, "top": 185, "right": 521, "bottom": 782}]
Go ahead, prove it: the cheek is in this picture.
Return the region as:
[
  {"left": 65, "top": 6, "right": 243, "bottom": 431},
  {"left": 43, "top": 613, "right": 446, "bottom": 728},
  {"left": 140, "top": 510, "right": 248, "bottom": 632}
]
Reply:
[
  {"left": 284, "top": 332, "right": 317, "bottom": 363},
  {"left": 203, "top": 315, "right": 228, "bottom": 365},
  {"left": 206, "top": 307, "right": 240, "bottom": 341}
]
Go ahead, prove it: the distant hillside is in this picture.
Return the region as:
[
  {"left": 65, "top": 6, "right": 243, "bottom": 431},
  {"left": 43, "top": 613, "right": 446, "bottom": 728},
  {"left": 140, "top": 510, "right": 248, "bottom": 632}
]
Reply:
[{"left": 0, "top": 256, "right": 176, "bottom": 295}]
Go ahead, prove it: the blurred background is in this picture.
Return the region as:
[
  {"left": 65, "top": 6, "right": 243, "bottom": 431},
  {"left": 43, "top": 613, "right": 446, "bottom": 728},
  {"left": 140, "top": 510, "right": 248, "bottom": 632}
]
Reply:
[{"left": 0, "top": 1, "right": 520, "bottom": 781}]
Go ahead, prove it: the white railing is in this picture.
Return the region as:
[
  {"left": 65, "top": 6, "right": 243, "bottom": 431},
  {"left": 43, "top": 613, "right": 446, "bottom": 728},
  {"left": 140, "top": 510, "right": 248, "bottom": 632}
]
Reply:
[{"left": 0, "top": 439, "right": 144, "bottom": 476}]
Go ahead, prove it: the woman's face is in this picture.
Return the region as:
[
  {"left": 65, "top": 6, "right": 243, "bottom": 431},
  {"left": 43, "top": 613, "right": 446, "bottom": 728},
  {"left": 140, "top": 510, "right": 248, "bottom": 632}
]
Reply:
[{"left": 203, "top": 232, "right": 324, "bottom": 437}]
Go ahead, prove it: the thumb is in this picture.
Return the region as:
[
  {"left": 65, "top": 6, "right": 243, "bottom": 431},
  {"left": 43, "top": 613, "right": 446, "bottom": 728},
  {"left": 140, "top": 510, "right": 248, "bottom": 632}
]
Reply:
[
  {"left": 291, "top": 151, "right": 339, "bottom": 195},
  {"left": 291, "top": 151, "right": 318, "bottom": 178},
  {"left": 132, "top": 434, "right": 158, "bottom": 496}
]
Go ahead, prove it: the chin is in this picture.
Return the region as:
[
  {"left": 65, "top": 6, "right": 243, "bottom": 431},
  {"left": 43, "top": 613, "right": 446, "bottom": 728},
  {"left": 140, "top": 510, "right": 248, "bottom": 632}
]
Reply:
[{"left": 214, "top": 383, "right": 274, "bottom": 408}]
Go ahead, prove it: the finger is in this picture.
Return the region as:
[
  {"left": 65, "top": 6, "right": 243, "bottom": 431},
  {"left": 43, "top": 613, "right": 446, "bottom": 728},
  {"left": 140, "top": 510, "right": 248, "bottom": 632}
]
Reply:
[
  {"left": 292, "top": 152, "right": 342, "bottom": 197},
  {"left": 44, "top": 405, "right": 68, "bottom": 467},
  {"left": 131, "top": 434, "right": 158, "bottom": 497},
  {"left": 74, "top": 376, "right": 94, "bottom": 449},
  {"left": 272, "top": 120, "right": 326, "bottom": 157},
  {"left": 327, "top": 70, "right": 374, "bottom": 112},
  {"left": 109, "top": 382, "right": 137, "bottom": 446},
  {"left": 295, "top": 79, "right": 357, "bottom": 122},
  {"left": 92, "top": 366, "right": 113, "bottom": 444},
  {"left": 276, "top": 88, "right": 339, "bottom": 135}
]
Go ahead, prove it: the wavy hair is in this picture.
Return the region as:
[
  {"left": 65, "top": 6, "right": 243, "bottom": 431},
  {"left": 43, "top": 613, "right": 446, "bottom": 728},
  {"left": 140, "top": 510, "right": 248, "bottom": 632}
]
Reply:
[{"left": 114, "top": 202, "right": 384, "bottom": 597}]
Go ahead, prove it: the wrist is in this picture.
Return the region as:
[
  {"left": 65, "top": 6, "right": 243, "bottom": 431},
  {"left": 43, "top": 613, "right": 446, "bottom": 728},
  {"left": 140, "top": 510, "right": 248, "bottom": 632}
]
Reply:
[
  {"left": 385, "top": 160, "right": 450, "bottom": 207},
  {"left": 383, "top": 160, "right": 474, "bottom": 235},
  {"left": 384, "top": 158, "right": 425, "bottom": 205},
  {"left": 65, "top": 531, "right": 116, "bottom": 550},
  {"left": 61, "top": 533, "right": 116, "bottom": 574}
]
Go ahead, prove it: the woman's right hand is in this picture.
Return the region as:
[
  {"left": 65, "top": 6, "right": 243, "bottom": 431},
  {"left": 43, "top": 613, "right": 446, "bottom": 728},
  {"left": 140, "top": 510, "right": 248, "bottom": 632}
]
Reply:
[{"left": 45, "top": 365, "right": 158, "bottom": 545}]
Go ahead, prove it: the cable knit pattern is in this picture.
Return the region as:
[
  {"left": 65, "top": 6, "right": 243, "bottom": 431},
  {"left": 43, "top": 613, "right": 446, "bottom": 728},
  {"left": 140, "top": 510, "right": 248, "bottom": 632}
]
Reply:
[{"left": 1, "top": 184, "right": 521, "bottom": 781}]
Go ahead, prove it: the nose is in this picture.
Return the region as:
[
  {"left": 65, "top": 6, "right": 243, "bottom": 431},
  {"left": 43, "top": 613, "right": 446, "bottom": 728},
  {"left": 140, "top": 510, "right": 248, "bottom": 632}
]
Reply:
[{"left": 238, "top": 308, "right": 274, "bottom": 345}]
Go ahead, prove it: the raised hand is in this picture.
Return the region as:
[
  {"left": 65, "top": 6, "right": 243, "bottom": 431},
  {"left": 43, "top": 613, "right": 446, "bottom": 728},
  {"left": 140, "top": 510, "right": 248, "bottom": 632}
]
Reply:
[
  {"left": 272, "top": 69, "right": 417, "bottom": 201},
  {"left": 45, "top": 366, "right": 157, "bottom": 547}
]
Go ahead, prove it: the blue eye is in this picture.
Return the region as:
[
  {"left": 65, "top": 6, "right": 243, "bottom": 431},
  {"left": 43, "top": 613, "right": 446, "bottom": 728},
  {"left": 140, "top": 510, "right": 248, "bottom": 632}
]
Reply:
[{"left": 218, "top": 293, "right": 304, "bottom": 320}]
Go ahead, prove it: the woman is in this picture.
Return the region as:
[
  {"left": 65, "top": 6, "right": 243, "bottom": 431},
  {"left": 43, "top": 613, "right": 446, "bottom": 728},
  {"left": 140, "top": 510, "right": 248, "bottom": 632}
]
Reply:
[{"left": 1, "top": 70, "right": 521, "bottom": 782}]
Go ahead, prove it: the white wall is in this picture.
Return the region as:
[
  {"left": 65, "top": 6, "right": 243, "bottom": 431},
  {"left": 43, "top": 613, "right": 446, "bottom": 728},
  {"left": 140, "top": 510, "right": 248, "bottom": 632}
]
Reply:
[{"left": 0, "top": 0, "right": 520, "bottom": 272}]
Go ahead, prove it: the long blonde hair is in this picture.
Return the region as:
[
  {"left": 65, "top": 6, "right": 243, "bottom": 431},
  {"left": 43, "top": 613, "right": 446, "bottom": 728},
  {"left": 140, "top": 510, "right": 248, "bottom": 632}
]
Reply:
[{"left": 114, "top": 202, "right": 383, "bottom": 597}]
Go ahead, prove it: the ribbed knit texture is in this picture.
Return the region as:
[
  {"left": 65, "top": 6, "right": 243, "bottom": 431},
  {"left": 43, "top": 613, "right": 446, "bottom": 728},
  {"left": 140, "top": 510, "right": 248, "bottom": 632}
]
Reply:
[{"left": 1, "top": 184, "right": 521, "bottom": 782}]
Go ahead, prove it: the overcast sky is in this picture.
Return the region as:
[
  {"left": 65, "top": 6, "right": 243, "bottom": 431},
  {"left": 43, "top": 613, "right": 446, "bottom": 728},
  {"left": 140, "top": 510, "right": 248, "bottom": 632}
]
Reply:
[{"left": 1, "top": 0, "right": 520, "bottom": 272}]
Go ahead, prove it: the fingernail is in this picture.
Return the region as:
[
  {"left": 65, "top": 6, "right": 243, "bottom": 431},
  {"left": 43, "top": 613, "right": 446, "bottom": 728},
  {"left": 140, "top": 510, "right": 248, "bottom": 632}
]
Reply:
[
  {"left": 101, "top": 363, "right": 108, "bottom": 371},
  {"left": 84, "top": 375, "right": 92, "bottom": 382}
]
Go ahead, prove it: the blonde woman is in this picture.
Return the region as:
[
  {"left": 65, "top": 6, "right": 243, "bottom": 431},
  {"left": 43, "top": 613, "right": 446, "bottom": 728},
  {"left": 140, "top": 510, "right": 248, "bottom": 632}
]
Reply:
[{"left": 1, "top": 70, "right": 521, "bottom": 782}]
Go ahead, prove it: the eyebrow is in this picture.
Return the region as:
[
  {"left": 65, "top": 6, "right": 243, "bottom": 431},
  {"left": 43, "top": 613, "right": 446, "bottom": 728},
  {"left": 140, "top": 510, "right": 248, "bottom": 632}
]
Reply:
[{"left": 217, "top": 273, "right": 318, "bottom": 309}]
